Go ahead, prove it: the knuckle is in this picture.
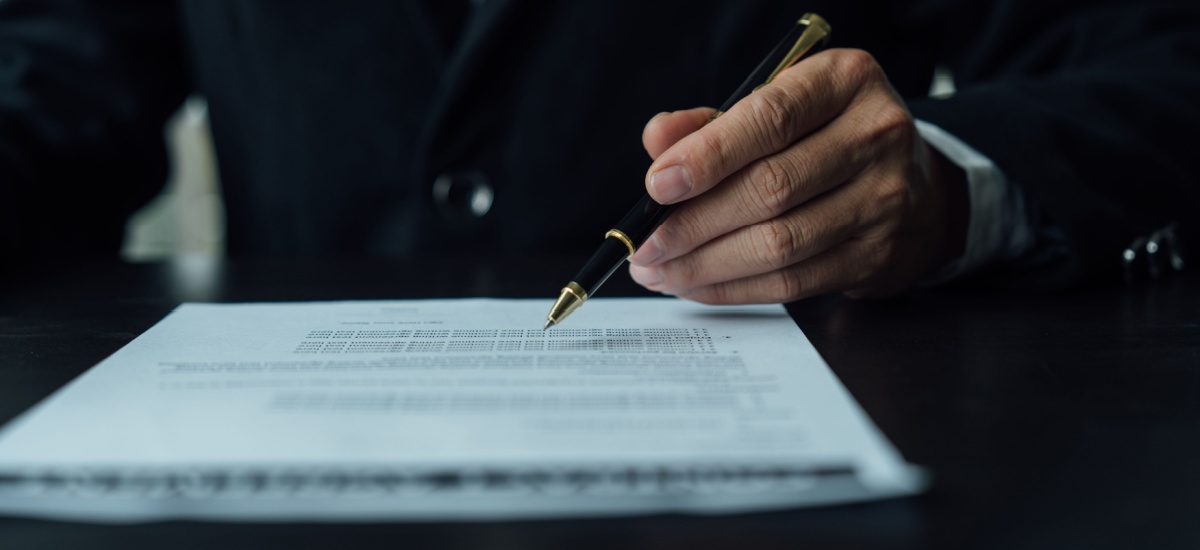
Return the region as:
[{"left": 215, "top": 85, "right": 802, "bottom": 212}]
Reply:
[
  {"left": 746, "top": 86, "right": 802, "bottom": 149},
  {"left": 751, "top": 219, "right": 806, "bottom": 269},
  {"left": 766, "top": 270, "right": 801, "bottom": 302},
  {"left": 875, "top": 175, "right": 912, "bottom": 213},
  {"left": 873, "top": 104, "right": 916, "bottom": 148},
  {"left": 745, "top": 157, "right": 796, "bottom": 214},
  {"left": 692, "top": 128, "right": 724, "bottom": 159},
  {"left": 835, "top": 49, "right": 883, "bottom": 84}
]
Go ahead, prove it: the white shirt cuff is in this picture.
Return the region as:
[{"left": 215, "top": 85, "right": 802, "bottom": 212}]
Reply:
[{"left": 915, "top": 119, "right": 1039, "bottom": 283}]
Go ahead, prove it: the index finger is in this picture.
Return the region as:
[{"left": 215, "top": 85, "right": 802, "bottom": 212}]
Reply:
[{"left": 644, "top": 49, "right": 866, "bottom": 205}]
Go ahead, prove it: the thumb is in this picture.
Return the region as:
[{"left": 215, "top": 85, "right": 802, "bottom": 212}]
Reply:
[{"left": 642, "top": 107, "right": 717, "bottom": 160}]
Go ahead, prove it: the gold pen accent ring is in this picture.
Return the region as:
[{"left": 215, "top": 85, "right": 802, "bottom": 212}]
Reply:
[
  {"left": 565, "top": 281, "right": 587, "bottom": 301},
  {"left": 605, "top": 229, "right": 636, "bottom": 257}
]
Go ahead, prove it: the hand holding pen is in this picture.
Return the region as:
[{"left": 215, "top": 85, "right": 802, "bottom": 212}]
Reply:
[{"left": 548, "top": 13, "right": 970, "bottom": 327}]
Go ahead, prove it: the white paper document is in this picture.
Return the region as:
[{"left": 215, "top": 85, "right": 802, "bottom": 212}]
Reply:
[{"left": 0, "top": 299, "right": 923, "bottom": 522}]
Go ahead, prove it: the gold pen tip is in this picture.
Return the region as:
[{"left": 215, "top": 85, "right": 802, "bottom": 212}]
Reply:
[{"left": 544, "top": 282, "right": 587, "bottom": 331}]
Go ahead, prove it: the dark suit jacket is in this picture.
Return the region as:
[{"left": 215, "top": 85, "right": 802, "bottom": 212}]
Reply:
[{"left": 1, "top": 0, "right": 1198, "bottom": 287}]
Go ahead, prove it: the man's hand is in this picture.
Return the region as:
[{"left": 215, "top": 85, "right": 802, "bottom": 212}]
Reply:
[{"left": 629, "top": 48, "right": 969, "bottom": 304}]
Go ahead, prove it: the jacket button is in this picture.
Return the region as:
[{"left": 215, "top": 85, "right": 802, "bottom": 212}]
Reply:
[{"left": 432, "top": 170, "right": 493, "bottom": 219}]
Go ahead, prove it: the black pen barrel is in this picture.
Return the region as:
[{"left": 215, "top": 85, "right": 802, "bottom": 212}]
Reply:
[
  {"left": 615, "top": 194, "right": 675, "bottom": 247},
  {"left": 573, "top": 194, "right": 674, "bottom": 296},
  {"left": 572, "top": 237, "right": 634, "bottom": 297}
]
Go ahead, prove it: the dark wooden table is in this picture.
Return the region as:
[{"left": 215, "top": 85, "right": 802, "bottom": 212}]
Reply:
[{"left": 2, "top": 258, "right": 1198, "bottom": 549}]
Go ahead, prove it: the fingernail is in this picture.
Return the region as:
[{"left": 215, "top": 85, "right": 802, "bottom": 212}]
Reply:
[
  {"left": 649, "top": 165, "right": 692, "bottom": 203},
  {"left": 629, "top": 233, "right": 664, "bottom": 266},
  {"left": 629, "top": 265, "right": 664, "bottom": 287}
]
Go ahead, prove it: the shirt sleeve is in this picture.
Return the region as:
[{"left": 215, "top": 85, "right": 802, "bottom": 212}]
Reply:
[
  {"left": 904, "top": 1, "right": 1200, "bottom": 287},
  {"left": 915, "top": 119, "right": 1066, "bottom": 284}
]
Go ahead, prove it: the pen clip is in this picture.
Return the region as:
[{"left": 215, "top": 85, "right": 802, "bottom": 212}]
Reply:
[
  {"left": 711, "top": 13, "right": 832, "bottom": 121},
  {"left": 759, "top": 14, "right": 832, "bottom": 90}
]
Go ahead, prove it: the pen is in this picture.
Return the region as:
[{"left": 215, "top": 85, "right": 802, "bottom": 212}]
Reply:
[{"left": 544, "top": 13, "right": 832, "bottom": 330}]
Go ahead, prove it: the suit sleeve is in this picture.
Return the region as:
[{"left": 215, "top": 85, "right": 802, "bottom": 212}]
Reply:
[
  {"left": 0, "top": 0, "right": 188, "bottom": 269},
  {"left": 905, "top": 0, "right": 1200, "bottom": 287}
]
